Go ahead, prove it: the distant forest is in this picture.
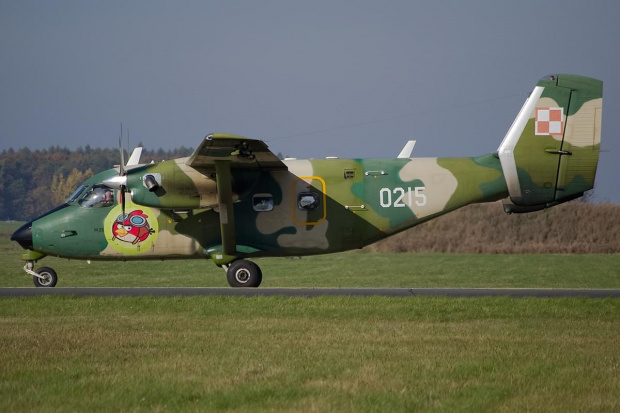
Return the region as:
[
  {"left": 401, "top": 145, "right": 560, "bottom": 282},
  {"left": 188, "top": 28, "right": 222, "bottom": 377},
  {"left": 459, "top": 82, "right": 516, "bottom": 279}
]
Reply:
[{"left": 0, "top": 145, "right": 193, "bottom": 221}]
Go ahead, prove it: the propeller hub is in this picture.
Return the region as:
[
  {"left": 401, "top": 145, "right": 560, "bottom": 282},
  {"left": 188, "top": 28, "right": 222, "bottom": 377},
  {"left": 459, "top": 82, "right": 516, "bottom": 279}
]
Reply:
[{"left": 102, "top": 175, "right": 127, "bottom": 190}]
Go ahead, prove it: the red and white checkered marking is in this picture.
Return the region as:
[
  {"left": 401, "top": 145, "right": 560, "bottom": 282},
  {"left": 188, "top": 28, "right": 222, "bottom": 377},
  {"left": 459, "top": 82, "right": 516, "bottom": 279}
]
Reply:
[{"left": 535, "top": 107, "right": 564, "bottom": 136}]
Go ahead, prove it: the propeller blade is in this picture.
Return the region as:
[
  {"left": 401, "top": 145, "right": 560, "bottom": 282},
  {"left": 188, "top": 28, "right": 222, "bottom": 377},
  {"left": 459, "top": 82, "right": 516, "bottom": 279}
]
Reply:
[
  {"left": 118, "top": 124, "right": 127, "bottom": 216},
  {"left": 120, "top": 188, "right": 126, "bottom": 216},
  {"left": 119, "top": 130, "right": 125, "bottom": 177}
]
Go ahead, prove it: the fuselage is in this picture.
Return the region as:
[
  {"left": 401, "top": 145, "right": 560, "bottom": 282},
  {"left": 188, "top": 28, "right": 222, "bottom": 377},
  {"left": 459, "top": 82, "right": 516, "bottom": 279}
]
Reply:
[
  {"left": 14, "top": 154, "right": 507, "bottom": 262},
  {"left": 8, "top": 74, "right": 602, "bottom": 289}
]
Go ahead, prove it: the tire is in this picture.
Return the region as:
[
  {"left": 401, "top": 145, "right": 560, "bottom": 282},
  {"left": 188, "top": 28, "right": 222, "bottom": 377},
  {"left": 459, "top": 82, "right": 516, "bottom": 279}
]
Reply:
[
  {"left": 226, "top": 260, "right": 262, "bottom": 288},
  {"left": 33, "top": 267, "right": 58, "bottom": 288}
]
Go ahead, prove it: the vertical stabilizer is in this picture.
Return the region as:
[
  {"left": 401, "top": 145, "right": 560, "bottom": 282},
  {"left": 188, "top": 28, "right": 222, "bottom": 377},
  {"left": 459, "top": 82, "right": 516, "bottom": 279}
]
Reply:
[{"left": 498, "top": 74, "right": 602, "bottom": 209}]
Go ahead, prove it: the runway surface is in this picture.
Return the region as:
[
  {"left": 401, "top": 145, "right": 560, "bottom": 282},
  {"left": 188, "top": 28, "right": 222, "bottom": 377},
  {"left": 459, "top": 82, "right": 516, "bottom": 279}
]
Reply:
[{"left": 1, "top": 287, "right": 620, "bottom": 298}]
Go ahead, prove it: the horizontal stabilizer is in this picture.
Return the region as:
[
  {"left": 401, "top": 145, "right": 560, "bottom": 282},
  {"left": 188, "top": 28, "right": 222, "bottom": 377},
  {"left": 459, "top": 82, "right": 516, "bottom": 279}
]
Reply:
[
  {"left": 397, "top": 140, "right": 416, "bottom": 158},
  {"left": 126, "top": 147, "right": 143, "bottom": 166}
]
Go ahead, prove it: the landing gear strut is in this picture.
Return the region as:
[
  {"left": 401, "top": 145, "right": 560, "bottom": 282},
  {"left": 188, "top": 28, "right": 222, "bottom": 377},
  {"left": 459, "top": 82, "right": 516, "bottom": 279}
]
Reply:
[
  {"left": 225, "top": 260, "right": 262, "bottom": 288},
  {"left": 23, "top": 262, "right": 58, "bottom": 287}
]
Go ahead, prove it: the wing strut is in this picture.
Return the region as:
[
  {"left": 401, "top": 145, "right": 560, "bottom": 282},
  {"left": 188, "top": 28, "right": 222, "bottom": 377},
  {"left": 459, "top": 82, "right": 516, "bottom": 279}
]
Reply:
[{"left": 214, "top": 160, "right": 237, "bottom": 256}]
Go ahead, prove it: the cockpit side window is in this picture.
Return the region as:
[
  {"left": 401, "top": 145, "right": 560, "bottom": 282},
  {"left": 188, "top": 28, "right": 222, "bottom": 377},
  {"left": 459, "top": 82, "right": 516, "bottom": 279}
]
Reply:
[{"left": 78, "top": 185, "right": 115, "bottom": 208}]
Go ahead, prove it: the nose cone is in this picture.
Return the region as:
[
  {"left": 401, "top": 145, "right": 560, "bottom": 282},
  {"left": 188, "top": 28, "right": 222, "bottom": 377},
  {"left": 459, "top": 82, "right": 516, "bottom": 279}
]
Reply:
[{"left": 11, "top": 222, "right": 33, "bottom": 250}]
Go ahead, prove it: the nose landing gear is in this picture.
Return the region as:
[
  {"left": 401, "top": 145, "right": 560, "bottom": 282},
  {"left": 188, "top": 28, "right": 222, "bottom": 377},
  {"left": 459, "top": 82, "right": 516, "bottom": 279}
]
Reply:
[{"left": 23, "top": 262, "right": 58, "bottom": 288}]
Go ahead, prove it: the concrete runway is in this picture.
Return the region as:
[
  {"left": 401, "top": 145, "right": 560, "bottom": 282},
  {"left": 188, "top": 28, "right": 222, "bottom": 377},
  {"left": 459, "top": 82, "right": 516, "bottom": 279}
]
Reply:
[{"left": 1, "top": 287, "right": 620, "bottom": 298}]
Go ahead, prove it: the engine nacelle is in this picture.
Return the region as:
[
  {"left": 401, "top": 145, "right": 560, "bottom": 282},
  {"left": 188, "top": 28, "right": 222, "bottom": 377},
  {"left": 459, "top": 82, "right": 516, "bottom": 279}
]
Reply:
[{"left": 127, "top": 161, "right": 219, "bottom": 209}]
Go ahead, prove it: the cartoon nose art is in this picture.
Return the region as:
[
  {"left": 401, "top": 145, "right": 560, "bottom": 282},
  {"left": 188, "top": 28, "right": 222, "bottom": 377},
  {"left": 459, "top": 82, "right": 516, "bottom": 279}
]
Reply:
[{"left": 111, "top": 210, "right": 155, "bottom": 245}]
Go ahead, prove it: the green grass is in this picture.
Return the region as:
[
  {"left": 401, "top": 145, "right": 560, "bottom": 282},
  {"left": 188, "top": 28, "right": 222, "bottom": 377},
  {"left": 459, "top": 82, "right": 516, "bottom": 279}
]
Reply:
[
  {"left": 2, "top": 221, "right": 620, "bottom": 411},
  {"left": 1, "top": 221, "right": 620, "bottom": 288},
  {"left": 1, "top": 296, "right": 619, "bottom": 412}
]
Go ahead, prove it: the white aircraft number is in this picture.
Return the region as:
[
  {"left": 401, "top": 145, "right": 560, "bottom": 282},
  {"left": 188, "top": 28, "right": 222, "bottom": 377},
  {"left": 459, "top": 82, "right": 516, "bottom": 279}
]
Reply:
[{"left": 379, "top": 187, "right": 426, "bottom": 208}]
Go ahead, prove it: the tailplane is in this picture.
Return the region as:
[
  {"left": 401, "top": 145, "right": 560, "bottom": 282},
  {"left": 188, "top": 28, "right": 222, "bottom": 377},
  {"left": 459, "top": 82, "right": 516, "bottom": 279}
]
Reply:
[{"left": 498, "top": 74, "right": 602, "bottom": 213}]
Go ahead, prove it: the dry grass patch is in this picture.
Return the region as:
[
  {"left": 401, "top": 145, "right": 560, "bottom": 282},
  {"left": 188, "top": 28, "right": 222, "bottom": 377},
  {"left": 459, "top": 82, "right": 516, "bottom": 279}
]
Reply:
[{"left": 369, "top": 202, "right": 620, "bottom": 254}]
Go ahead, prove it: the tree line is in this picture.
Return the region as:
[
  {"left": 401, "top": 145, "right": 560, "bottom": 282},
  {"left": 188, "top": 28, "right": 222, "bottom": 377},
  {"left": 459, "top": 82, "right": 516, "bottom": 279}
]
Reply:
[{"left": 0, "top": 145, "right": 193, "bottom": 221}]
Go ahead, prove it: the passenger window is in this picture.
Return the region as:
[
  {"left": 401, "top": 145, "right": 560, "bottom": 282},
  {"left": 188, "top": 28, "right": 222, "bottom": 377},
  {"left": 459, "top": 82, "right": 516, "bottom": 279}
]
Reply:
[
  {"left": 253, "top": 194, "right": 274, "bottom": 212},
  {"left": 79, "top": 185, "right": 115, "bottom": 208},
  {"left": 297, "top": 192, "right": 319, "bottom": 211}
]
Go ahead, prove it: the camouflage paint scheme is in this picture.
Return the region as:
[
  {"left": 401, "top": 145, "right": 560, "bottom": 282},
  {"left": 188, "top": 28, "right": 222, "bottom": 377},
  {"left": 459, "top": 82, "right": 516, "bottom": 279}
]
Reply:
[{"left": 13, "top": 74, "right": 603, "bottom": 279}]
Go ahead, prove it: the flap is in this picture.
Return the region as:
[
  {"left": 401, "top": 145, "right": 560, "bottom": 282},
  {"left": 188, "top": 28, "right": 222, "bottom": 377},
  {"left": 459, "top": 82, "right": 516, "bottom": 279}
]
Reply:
[{"left": 187, "top": 133, "right": 288, "bottom": 171}]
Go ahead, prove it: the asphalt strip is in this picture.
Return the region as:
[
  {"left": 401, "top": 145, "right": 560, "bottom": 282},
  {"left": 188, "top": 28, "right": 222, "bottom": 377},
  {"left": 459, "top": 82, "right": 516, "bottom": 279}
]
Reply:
[{"left": 1, "top": 287, "right": 620, "bottom": 298}]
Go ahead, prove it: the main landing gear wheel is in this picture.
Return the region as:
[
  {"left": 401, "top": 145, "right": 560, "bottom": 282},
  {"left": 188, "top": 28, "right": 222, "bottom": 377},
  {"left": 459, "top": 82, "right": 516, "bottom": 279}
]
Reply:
[
  {"left": 33, "top": 267, "right": 58, "bottom": 288},
  {"left": 226, "top": 260, "right": 262, "bottom": 288}
]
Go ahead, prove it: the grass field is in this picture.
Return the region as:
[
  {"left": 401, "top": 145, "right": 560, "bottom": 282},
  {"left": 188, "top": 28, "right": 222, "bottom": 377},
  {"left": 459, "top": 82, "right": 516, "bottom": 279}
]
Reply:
[
  {"left": 1, "top": 296, "right": 619, "bottom": 412},
  {"left": 1, "top": 221, "right": 620, "bottom": 411}
]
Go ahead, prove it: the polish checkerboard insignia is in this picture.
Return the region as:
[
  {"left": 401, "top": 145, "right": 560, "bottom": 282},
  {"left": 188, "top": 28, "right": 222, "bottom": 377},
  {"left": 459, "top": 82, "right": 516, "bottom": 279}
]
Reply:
[{"left": 535, "top": 107, "right": 564, "bottom": 136}]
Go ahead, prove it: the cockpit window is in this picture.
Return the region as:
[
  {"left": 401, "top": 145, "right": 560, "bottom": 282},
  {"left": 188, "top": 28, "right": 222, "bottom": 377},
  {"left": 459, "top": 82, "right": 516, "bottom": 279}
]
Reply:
[
  {"left": 66, "top": 185, "right": 88, "bottom": 204},
  {"left": 78, "top": 185, "right": 115, "bottom": 208}
]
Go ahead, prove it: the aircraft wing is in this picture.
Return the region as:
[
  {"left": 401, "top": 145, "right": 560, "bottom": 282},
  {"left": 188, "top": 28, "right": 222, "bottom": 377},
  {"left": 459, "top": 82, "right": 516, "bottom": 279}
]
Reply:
[
  {"left": 186, "top": 133, "right": 286, "bottom": 258},
  {"left": 187, "top": 133, "right": 288, "bottom": 171}
]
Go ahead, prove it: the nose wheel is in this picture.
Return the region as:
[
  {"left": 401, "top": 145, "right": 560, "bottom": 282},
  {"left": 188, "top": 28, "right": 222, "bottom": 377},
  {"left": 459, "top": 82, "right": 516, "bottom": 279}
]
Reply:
[
  {"left": 23, "top": 262, "right": 58, "bottom": 287},
  {"left": 33, "top": 267, "right": 58, "bottom": 287},
  {"left": 225, "top": 260, "right": 262, "bottom": 288}
]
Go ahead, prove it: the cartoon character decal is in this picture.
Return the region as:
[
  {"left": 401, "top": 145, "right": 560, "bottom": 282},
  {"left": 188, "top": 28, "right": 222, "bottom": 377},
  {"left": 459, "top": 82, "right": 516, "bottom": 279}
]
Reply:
[
  {"left": 112, "top": 210, "right": 155, "bottom": 244},
  {"left": 104, "top": 197, "right": 159, "bottom": 255}
]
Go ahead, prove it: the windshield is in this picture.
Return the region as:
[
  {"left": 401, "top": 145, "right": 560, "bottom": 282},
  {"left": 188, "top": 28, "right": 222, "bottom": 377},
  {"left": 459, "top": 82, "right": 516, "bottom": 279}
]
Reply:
[
  {"left": 78, "top": 185, "right": 115, "bottom": 208},
  {"left": 66, "top": 185, "right": 88, "bottom": 204}
]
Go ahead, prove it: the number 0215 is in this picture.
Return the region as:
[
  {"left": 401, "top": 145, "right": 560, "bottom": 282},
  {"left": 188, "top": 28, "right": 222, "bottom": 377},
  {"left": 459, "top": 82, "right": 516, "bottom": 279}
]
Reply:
[{"left": 379, "top": 187, "right": 426, "bottom": 208}]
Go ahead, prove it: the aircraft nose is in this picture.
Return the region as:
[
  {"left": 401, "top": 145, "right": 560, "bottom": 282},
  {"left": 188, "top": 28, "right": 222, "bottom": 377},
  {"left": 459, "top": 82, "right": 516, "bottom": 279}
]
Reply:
[{"left": 11, "top": 222, "right": 33, "bottom": 250}]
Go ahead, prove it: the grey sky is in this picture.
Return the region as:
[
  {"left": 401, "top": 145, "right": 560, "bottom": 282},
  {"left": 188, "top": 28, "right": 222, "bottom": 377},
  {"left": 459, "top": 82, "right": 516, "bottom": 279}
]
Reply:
[{"left": 1, "top": 0, "right": 618, "bottom": 202}]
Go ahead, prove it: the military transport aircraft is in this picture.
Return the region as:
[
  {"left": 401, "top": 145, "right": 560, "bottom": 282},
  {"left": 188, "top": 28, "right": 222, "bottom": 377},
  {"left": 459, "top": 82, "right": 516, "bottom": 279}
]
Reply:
[{"left": 11, "top": 74, "right": 603, "bottom": 288}]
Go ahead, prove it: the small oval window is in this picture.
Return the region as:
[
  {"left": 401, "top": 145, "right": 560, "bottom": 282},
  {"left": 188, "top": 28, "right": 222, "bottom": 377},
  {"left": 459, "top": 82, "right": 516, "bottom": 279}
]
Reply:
[
  {"left": 298, "top": 192, "right": 319, "bottom": 211},
  {"left": 253, "top": 194, "right": 274, "bottom": 212}
]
